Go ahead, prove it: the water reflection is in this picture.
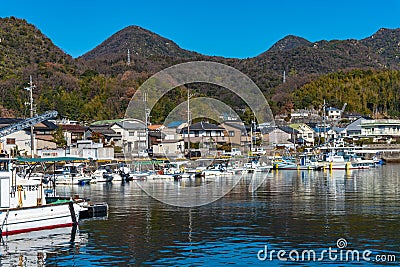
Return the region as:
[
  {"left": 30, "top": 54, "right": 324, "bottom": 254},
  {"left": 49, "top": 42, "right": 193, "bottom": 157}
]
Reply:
[
  {"left": 4, "top": 165, "right": 400, "bottom": 266},
  {"left": 0, "top": 226, "right": 85, "bottom": 266}
]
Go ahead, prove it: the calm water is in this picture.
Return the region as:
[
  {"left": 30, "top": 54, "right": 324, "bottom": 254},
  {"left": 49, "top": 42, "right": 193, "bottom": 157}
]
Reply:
[{"left": 2, "top": 164, "right": 400, "bottom": 266}]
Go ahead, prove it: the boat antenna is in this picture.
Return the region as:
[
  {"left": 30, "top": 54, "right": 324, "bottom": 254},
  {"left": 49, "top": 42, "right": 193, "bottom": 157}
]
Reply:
[{"left": 24, "top": 76, "right": 36, "bottom": 158}]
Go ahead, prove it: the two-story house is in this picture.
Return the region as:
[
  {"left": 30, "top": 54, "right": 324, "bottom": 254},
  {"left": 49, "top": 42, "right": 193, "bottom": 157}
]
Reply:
[
  {"left": 0, "top": 118, "right": 57, "bottom": 156},
  {"left": 220, "top": 120, "right": 249, "bottom": 148},
  {"left": 60, "top": 124, "right": 87, "bottom": 146},
  {"left": 290, "top": 123, "right": 315, "bottom": 146},
  {"left": 111, "top": 119, "right": 147, "bottom": 157},
  {"left": 180, "top": 121, "right": 226, "bottom": 150},
  {"left": 261, "top": 126, "right": 298, "bottom": 146}
]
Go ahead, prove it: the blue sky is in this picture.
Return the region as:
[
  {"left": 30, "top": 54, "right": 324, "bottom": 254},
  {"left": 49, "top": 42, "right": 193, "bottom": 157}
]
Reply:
[{"left": 1, "top": 0, "right": 399, "bottom": 58}]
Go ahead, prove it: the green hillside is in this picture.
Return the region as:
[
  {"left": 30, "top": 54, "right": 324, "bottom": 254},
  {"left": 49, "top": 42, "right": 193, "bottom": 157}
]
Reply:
[
  {"left": 1, "top": 16, "right": 400, "bottom": 122},
  {"left": 293, "top": 69, "right": 400, "bottom": 117}
]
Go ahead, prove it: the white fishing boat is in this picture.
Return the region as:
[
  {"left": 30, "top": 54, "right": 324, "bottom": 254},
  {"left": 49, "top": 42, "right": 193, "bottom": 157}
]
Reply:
[
  {"left": 52, "top": 164, "right": 92, "bottom": 185},
  {"left": 0, "top": 157, "right": 81, "bottom": 236},
  {"left": 129, "top": 171, "right": 150, "bottom": 180},
  {"left": 323, "top": 154, "right": 371, "bottom": 170},
  {"left": 148, "top": 172, "right": 179, "bottom": 180},
  {"left": 91, "top": 164, "right": 115, "bottom": 182},
  {"left": 91, "top": 163, "right": 130, "bottom": 182},
  {"left": 147, "top": 161, "right": 188, "bottom": 180},
  {"left": 201, "top": 163, "right": 234, "bottom": 177},
  {"left": 181, "top": 168, "right": 203, "bottom": 179}
]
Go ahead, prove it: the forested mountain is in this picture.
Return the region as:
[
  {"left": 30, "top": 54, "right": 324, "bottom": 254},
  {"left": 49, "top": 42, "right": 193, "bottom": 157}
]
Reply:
[
  {"left": 82, "top": 25, "right": 200, "bottom": 60},
  {"left": 1, "top": 16, "right": 400, "bottom": 122},
  {"left": 293, "top": 69, "right": 400, "bottom": 118}
]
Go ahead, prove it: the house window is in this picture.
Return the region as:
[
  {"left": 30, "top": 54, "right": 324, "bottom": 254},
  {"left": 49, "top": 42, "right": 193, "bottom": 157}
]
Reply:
[
  {"left": 6, "top": 138, "right": 15, "bottom": 145},
  {"left": 229, "top": 131, "right": 235, "bottom": 137},
  {"left": 129, "top": 132, "right": 135, "bottom": 136}
]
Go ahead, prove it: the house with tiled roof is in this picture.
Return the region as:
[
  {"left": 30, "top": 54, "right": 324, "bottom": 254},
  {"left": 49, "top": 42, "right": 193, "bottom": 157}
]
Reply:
[
  {"left": 86, "top": 125, "right": 122, "bottom": 146},
  {"left": 110, "top": 119, "right": 147, "bottom": 157},
  {"left": 180, "top": 121, "right": 227, "bottom": 147},
  {"left": 220, "top": 120, "right": 249, "bottom": 148},
  {"left": 0, "top": 118, "right": 57, "bottom": 156},
  {"left": 60, "top": 124, "right": 87, "bottom": 145}
]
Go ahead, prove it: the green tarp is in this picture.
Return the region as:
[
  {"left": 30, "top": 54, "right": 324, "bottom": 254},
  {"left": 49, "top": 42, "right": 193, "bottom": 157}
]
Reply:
[{"left": 17, "top": 156, "right": 87, "bottom": 163}]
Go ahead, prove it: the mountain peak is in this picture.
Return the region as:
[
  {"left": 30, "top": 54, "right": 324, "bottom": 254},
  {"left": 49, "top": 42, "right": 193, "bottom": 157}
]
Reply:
[
  {"left": 267, "top": 35, "right": 311, "bottom": 53},
  {"left": 360, "top": 28, "right": 400, "bottom": 63},
  {"left": 81, "top": 25, "right": 198, "bottom": 60}
]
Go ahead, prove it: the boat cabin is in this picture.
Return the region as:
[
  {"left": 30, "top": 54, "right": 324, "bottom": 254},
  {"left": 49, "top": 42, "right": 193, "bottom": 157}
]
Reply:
[{"left": 0, "top": 157, "right": 45, "bottom": 209}]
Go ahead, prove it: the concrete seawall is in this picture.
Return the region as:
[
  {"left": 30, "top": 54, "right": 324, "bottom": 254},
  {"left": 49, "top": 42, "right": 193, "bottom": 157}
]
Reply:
[{"left": 381, "top": 151, "right": 400, "bottom": 163}]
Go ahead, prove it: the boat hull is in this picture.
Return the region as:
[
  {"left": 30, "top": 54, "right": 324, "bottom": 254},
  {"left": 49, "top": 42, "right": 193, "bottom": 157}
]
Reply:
[{"left": 0, "top": 202, "right": 79, "bottom": 236}]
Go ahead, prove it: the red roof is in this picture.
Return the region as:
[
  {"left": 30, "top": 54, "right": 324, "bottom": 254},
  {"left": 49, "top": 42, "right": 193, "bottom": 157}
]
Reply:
[{"left": 148, "top": 124, "right": 164, "bottom": 131}]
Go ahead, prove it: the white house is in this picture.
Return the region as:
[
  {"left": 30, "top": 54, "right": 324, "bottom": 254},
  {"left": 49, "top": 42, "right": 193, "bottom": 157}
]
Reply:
[
  {"left": 0, "top": 118, "right": 57, "bottom": 156},
  {"left": 1, "top": 130, "right": 31, "bottom": 156},
  {"left": 360, "top": 119, "right": 400, "bottom": 137},
  {"left": 152, "top": 140, "right": 185, "bottom": 158},
  {"left": 111, "top": 119, "right": 147, "bottom": 157},
  {"left": 69, "top": 140, "right": 114, "bottom": 160},
  {"left": 326, "top": 107, "right": 342, "bottom": 121},
  {"left": 290, "top": 123, "right": 315, "bottom": 146}
]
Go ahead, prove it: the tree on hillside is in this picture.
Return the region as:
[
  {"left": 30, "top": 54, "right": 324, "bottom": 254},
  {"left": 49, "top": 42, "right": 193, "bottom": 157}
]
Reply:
[{"left": 52, "top": 126, "right": 67, "bottom": 147}]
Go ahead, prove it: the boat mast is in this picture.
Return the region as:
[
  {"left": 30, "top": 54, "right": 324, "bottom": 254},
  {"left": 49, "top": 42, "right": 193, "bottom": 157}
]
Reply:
[
  {"left": 250, "top": 111, "right": 256, "bottom": 154},
  {"left": 250, "top": 119, "right": 253, "bottom": 154},
  {"left": 24, "top": 76, "right": 35, "bottom": 158}
]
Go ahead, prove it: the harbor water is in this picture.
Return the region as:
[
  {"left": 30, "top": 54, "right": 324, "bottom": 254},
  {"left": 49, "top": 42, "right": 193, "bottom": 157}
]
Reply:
[{"left": 2, "top": 164, "right": 400, "bottom": 266}]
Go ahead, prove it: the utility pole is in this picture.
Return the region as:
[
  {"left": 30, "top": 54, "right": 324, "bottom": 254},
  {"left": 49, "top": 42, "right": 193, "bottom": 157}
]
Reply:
[
  {"left": 283, "top": 70, "right": 286, "bottom": 83},
  {"left": 143, "top": 92, "right": 150, "bottom": 153},
  {"left": 187, "top": 88, "right": 191, "bottom": 156},
  {"left": 24, "top": 76, "right": 35, "bottom": 158},
  {"left": 323, "top": 99, "right": 326, "bottom": 146}
]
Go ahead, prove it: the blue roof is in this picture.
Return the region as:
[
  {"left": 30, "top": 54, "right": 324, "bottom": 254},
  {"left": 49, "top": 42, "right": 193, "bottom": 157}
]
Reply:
[
  {"left": 332, "top": 127, "right": 346, "bottom": 133},
  {"left": 326, "top": 107, "right": 340, "bottom": 111},
  {"left": 166, "top": 121, "right": 185, "bottom": 128},
  {"left": 313, "top": 127, "right": 331, "bottom": 133}
]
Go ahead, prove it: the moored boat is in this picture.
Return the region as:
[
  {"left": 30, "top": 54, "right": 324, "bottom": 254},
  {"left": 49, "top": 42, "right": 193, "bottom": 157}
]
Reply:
[{"left": 0, "top": 157, "right": 81, "bottom": 236}]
